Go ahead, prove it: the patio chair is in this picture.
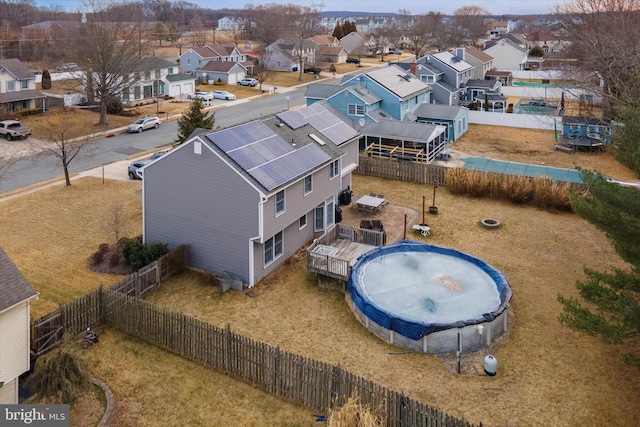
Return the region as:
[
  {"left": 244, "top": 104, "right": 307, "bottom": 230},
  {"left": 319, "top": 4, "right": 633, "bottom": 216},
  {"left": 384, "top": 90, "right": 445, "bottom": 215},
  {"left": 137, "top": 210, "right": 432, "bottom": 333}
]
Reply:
[
  {"left": 371, "top": 220, "right": 384, "bottom": 232},
  {"left": 370, "top": 192, "right": 377, "bottom": 197},
  {"left": 360, "top": 220, "right": 373, "bottom": 230}
]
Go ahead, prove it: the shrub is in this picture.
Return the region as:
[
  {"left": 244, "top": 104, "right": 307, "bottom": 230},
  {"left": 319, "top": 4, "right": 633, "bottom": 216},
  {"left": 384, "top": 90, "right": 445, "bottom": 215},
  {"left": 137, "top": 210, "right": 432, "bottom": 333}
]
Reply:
[
  {"left": 533, "top": 176, "right": 553, "bottom": 208},
  {"left": 329, "top": 63, "right": 337, "bottom": 72},
  {"left": 501, "top": 175, "right": 533, "bottom": 203},
  {"left": 41, "top": 69, "right": 52, "bottom": 89},
  {"left": 213, "top": 79, "right": 225, "bottom": 85},
  {"left": 121, "top": 236, "right": 169, "bottom": 271},
  {"left": 445, "top": 168, "right": 468, "bottom": 195},
  {"left": 105, "top": 95, "right": 123, "bottom": 115},
  {"left": 28, "top": 346, "right": 89, "bottom": 404},
  {"left": 327, "top": 396, "right": 385, "bottom": 426},
  {"left": 466, "top": 170, "right": 490, "bottom": 197},
  {"left": 549, "top": 181, "right": 572, "bottom": 210}
]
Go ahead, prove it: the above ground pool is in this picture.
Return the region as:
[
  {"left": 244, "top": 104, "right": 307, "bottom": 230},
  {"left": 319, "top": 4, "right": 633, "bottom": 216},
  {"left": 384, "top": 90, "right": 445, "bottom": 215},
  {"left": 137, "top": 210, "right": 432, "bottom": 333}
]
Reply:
[{"left": 348, "top": 241, "right": 512, "bottom": 353}]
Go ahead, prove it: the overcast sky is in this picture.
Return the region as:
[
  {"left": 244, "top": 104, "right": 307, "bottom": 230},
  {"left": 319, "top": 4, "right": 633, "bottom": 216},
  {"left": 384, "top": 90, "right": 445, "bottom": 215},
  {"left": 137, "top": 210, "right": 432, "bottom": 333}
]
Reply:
[{"left": 36, "top": 0, "right": 562, "bottom": 15}]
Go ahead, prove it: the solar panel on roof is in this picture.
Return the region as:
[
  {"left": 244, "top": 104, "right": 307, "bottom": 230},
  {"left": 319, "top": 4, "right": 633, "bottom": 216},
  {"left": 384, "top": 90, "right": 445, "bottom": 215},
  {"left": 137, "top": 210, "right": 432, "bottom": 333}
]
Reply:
[
  {"left": 247, "top": 144, "right": 330, "bottom": 191},
  {"left": 210, "top": 121, "right": 276, "bottom": 152},
  {"left": 277, "top": 110, "right": 307, "bottom": 129}
]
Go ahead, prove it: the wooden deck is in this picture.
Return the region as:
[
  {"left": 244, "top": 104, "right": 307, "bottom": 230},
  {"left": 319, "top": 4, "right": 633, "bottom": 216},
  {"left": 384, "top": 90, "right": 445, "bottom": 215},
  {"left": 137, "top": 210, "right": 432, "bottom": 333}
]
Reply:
[{"left": 331, "top": 239, "right": 376, "bottom": 267}]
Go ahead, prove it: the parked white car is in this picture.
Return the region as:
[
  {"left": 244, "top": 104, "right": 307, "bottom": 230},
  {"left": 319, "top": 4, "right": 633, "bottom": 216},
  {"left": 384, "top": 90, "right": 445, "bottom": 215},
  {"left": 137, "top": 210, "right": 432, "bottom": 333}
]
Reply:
[
  {"left": 237, "top": 78, "right": 259, "bottom": 87},
  {"left": 212, "top": 90, "right": 236, "bottom": 100},
  {"left": 187, "top": 91, "right": 215, "bottom": 101},
  {"left": 127, "top": 116, "right": 161, "bottom": 133}
]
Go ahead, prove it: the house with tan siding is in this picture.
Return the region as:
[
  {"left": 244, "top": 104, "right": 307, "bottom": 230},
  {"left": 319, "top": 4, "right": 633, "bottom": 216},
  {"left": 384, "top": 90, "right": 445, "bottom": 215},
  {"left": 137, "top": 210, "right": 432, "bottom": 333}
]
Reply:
[{"left": 0, "top": 248, "right": 38, "bottom": 404}]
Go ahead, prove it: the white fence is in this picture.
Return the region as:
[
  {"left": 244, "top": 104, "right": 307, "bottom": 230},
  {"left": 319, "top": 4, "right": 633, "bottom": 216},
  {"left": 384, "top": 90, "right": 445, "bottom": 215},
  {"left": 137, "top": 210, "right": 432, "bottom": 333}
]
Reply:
[{"left": 469, "top": 110, "right": 557, "bottom": 130}]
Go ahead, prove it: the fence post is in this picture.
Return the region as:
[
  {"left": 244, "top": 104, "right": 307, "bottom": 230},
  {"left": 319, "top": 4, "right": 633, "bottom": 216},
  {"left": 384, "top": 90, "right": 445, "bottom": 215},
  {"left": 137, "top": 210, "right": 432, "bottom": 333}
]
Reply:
[
  {"left": 274, "top": 345, "right": 281, "bottom": 396},
  {"left": 224, "top": 323, "right": 231, "bottom": 374},
  {"left": 331, "top": 364, "right": 341, "bottom": 410},
  {"left": 134, "top": 272, "right": 140, "bottom": 297}
]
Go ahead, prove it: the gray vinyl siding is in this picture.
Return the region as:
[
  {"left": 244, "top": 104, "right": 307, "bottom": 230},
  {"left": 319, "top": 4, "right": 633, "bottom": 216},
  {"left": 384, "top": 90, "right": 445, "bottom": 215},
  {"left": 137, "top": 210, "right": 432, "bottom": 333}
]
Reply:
[
  {"left": 340, "top": 140, "right": 359, "bottom": 170},
  {"left": 262, "top": 162, "right": 343, "bottom": 239},
  {"left": 143, "top": 141, "right": 260, "bottom": 283},
  {"left": 253, "top": 215, "right": 314, "bottom": 282}
]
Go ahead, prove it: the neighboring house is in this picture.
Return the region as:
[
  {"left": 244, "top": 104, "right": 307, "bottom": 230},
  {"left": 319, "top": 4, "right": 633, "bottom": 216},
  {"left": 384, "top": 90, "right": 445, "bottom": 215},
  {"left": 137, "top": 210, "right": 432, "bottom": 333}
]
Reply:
[
  {"left": 316, "top": 46, "right": 349, "bottom": 64},
  {"left": 464, "top": 46, "right": 495, "bottom": 80},
  {"left": 414, "top": 104, "right": 469, "bottom": 142},
  {"left": 265, "top": 39, "right": 315, "bottom": 72},
  {"left": 340, "top": 32, "right": 375, "bottom": 55},
  {"left": 305, "top": 65, "right": 453, "bottom": 160},
  {"left": 409, "top": 48, "right": 474, "bottom": 105},
  {"left": 179, "top": 44, "right": 247, "bottom": 75},
  {"left": 142, "top": 102, "right": 360, "bottom": 288},
  {"left": 309, "top": 34, "right": 348, "bottom": 63},
  {"left": 105, "top": 57, "right": 194, "bottom": 105},
  {"left": 489, "top": 20, "right": 510, "bottom": 38},
  {"left": 217, "top": 16, "right": 249, "bottom": 31},
  {"left": 20, "top": 20, "right": 70, "bottom": 43},
  {"left": 194, "top": 61, "right": 247, "bottom": 85},
  {"left": 485, "top": 69, "right": 513, "bottom": 86},
  {"left": 0, "top": 58, "right": 46, "bottom": 117},
  {"left": 0, "top": 247, "right": 39, "bottom": 404},
  {"left": 523, "top": 31, "right": 566, "bottom": 54},
  {"left": 484, "top": 37, "right": 543, "bottom": 70}
]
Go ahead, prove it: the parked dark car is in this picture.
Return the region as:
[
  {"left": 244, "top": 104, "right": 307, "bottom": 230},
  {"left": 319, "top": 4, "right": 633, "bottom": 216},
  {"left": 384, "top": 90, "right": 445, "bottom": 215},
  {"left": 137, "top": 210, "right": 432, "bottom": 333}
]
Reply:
[
  {"left": 346, "top": 58, "right": 360, "bottom": 64},
  {"left": 304, "top": 65, "right": 322, "bottom": 74}
]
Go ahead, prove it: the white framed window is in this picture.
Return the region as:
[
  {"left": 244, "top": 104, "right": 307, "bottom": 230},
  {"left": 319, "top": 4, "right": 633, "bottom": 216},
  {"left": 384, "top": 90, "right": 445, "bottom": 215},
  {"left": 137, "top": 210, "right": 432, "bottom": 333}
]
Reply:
[
  {"left": 348, "top": 104, "right": 364, "bottom": 116},
  {"left": 329, "top": 160, "right": 339, "bottom": 179},
  {"left": 6, "top": 81, "right": 15, "bottom": 91},
  {"left": 304, "top": 175, "right": 312, "bottom": 195},
  {"left": 327, "top": 198, "right": 335, "bottom": 228},
  {"left": 264, "top": 231, "right": 283, "bottom": 266},
  {"left": 314, "top": 205, "right": 324, "bottom": 232},
  {"left": 299, "top": 214, "right": 307, "bottom": 229},
  {"left": 275, "top": 190, "right": 285, "bottom": 215},
  {"left": 21, "top": 80, "right": 28, "bottom": 89}
]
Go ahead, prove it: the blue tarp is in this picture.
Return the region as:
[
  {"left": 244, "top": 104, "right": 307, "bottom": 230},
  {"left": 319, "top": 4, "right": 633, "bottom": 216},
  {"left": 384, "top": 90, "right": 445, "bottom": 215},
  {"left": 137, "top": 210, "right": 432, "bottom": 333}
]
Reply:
[
  {"left": 348, "top": 241, "right": 512, "bottom": 340},
  {"left": 462, "top": 157, "right": 584, "bottom": 184}
]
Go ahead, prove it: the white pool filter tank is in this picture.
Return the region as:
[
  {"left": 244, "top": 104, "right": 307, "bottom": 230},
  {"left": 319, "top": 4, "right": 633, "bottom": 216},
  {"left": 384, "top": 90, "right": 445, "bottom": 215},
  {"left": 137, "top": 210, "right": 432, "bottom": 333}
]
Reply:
[{"left": 484, "top": 355, "right": 497, "bottom": 376}]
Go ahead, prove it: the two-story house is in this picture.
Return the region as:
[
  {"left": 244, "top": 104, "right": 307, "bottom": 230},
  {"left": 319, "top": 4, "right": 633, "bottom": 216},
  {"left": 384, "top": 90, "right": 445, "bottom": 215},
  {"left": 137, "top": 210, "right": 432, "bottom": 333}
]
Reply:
[
  {"left": 179, "top": 44, "right": 247, "bottom": 75},
  {"left": 103, "top": 57, "right": 195, "bottom": 105},
  {"left": 0, "top": 247, "right": 39, "bottom": 404},
  {"left": 421, "top": 49, "right": 475, "bottom": 106},
  {"left": 141, "top": 102, "right": 360, "bottom": 288},
  {"left": 464, "top": 46, "right": 495, "bottom": 80},
  {"left": 489, "top": 20, "right": 510, "bottom": 38},
  {"left": 339, "top": 32, "right": 376, "bottom": 56},
  {"left": 0, "top": 59, "right": 45, "bottom": 117},
  {"left": 483, "top": 38, "right": 531, "bottom": 71},
  {"left": 305, "top": 65, "right": 458, "bottom": 158},
  {"left": 308, "top": 35, "right": 348, "bottom": 63},
  {"left": 264, "top": 39, "right": 316, "bottom": 72}
]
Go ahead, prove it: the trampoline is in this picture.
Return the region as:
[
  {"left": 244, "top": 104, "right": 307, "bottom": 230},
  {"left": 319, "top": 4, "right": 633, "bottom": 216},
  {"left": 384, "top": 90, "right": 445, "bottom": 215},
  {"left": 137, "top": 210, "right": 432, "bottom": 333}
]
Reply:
[{"left": 348, "top": 241, "right": 512, "bottom": 353}]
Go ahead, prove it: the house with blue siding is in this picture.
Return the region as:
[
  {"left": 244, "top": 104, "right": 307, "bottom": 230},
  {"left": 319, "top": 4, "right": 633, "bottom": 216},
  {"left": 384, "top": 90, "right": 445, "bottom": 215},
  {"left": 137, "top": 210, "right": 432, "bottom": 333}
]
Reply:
[
  {"left": 414, "top": 104, "right": 469, "bottom": 142},
  {"left": 304, "top": 65, "right": 462, "bottom": 160},
  {"left": 142, "top": 102, "right": 360, "bottom": 288}
]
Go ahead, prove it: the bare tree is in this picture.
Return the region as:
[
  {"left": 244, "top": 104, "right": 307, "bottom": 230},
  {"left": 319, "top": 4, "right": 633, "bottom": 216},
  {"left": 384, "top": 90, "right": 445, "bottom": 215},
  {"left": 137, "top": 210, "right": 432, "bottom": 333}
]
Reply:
[
  {"left": 451, "top": 5, "right": 491, "bottom": 46},
  {"left": 104, "top": 200, "right": 127, "bottom": 250},
  {"left": 253, "top": 53, "right": 275, "bottom": 91},
  {"left": 65, "top": 0, "right": 153, "bottom": 126},
  {"left": 242, "top": 4, "right": 297, "bottom": 47},
  {"left": 190, "top": 15, "right": 208, "bottom": 47},
  {"left": 405, "top": 12, "right": 445, "bottom": 59},
  {"left": 289, "top": 6, "right": 323, "bottom": 81},
  {"left": 40, "top": 116, "right": 95, "bottom": 187},
  {"left": 555, "top": 0, "right": 640, "bottom": 115}
]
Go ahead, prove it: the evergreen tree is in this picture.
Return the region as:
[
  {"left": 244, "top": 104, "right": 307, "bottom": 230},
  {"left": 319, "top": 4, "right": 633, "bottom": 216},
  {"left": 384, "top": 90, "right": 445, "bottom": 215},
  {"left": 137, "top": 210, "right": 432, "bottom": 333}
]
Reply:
[
  {"left": 558, "top": 171, "right": 640, "bottom": 371},
  {"left": 176, "top": 98, "right": 215, "bottom": 144},
  {"left": 332, "top": 22, "right": 344, "bottom": 39},
  {"left": 41, "top": 69, "right": 51, "bottom": 90}
]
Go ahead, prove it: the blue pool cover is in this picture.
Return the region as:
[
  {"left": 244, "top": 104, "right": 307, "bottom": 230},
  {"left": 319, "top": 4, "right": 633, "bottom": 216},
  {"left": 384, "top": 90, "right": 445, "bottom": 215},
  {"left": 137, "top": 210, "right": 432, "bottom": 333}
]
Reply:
[
  {"left": 348, "top": 241, "right": 512, "bottom": 340},
  {"left": 462, "top": 157, "right": 584, "bottom": 184}
]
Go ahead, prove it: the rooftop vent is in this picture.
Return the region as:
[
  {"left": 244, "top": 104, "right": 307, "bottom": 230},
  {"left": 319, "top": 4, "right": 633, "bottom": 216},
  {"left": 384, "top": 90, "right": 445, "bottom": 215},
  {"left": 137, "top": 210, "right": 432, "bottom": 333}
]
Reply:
[{"left": 309, "top": 133, "right": 325, "bottom": 146}]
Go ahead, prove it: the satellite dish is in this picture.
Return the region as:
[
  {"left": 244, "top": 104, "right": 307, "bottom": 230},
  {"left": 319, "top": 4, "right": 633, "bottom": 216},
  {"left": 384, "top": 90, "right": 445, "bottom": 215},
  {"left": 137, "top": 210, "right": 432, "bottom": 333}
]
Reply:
[{"left": 358, "top": 118, "right": 366, "bottom": 127}]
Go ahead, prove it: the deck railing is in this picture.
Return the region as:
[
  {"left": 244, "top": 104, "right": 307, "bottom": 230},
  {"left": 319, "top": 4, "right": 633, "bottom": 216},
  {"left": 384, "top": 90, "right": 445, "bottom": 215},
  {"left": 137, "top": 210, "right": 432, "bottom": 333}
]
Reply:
[{"left": 306, "top": 225, "right": 385, "bottom": 281}]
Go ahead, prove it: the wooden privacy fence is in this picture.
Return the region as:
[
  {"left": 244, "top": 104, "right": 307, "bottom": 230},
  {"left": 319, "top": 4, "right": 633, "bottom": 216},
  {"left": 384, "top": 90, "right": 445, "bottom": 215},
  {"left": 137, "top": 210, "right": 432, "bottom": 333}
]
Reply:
[
  {"left": 356, "top": 156, "right": 447, "bottom": 186},
  {"left": 30, "top": 245, "right": 188, "bottom": 354},
  {"left": 102, "top": 289, "right": 481, "bottom": 427}
]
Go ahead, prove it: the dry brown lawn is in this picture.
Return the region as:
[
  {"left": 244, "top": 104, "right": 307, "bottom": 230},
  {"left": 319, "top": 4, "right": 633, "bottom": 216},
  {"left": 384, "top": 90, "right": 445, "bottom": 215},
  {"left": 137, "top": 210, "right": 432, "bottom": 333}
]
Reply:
[{"left": 2, "top": 107, "right": 639, "bottom": 424}]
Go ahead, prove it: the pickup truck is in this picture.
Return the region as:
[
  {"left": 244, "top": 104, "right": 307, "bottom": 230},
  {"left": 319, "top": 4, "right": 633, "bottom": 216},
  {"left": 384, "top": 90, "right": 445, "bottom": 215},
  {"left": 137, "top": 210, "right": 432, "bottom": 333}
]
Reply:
[{"left": 0, "top": 120, "right": 32, "bottom": 140}]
